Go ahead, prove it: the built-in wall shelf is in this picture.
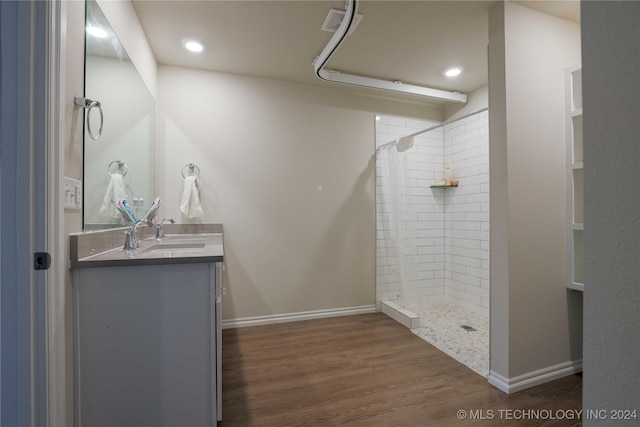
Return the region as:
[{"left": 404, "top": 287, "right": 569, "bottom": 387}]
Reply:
[
  {"left": 567, "top": 282, "right": 584, "bottom": 292},
  {"left": 430, "top": 184, "right": 459, "bottom": 188},
  {"left": 566, "top": 65, "right": 584, "bottom": 292}
]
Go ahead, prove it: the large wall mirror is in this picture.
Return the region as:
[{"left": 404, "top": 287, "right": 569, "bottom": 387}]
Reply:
[{"left": 83, "top": 0, "right": 156, "bottom": 230}]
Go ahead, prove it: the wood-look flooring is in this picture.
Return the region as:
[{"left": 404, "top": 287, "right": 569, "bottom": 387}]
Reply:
[{"left": 219, "top": 313, "right": 582, "bottom": 427}]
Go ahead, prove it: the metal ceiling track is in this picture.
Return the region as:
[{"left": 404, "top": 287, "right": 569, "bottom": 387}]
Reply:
[{"left": 313, "top": 0, "right": 467, "bottom": 104}]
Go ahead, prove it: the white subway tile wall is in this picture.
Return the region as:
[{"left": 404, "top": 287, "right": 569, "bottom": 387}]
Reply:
[
  {"left": 375, "top": 111, "right": 489, "bottom": 317},
  {"left": 443, "top": 111, "right": 490, "bottom": 316}
]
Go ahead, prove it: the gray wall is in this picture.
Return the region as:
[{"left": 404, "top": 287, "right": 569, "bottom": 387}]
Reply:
[
  {"left": 488, "top": 1, "right": 582, "bottom": 391},
  {"left": 582, "top": 1, "right": 640, "bottom": 424}
]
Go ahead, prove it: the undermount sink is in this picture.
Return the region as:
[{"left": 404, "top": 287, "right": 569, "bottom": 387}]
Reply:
[
  {"left": 161, "top": 234, "right": 209, "bottom": 243},
  {"left": 141, "top": 242, "right": 206, "bottom": 255}
]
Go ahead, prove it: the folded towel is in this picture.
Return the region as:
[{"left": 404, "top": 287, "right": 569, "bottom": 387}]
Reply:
[
  {"left": 99, "top": 173, "right": 126, "bottom": 218},
  {"left": 180, "top": 176, "right": 204, "bottom": 218}
]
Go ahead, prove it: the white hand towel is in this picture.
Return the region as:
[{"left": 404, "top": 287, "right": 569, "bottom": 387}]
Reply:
[
  {"left": 180, "top": 176, "right": 204, "bottom": 218},
  {"left": 99, "top": 173, "right": 126, "bottom": 218}
]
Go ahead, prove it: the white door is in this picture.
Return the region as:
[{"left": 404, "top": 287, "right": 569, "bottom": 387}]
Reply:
[{"left": 1, "top": 1, "right": 66, "bottom": 425}]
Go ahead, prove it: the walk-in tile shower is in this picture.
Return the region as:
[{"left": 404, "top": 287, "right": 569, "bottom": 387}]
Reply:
[{"left": 375, "top": 110, "right": 489, "bottom": 376}]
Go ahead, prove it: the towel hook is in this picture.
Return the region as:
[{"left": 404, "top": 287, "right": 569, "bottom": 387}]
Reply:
[
  {"left": 74, "top": 96, "right": 103, "bottom": 140},
  {"left": 108, "top": 160, "right": 128, "bottom": 177},
  {"left": 181, "top": 162, "right": 201, "bottom": 179}
]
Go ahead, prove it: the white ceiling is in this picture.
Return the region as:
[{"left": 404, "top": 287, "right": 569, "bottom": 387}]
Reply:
[{"left": 132, "top": 0, "right": 579, "bottom": 106}]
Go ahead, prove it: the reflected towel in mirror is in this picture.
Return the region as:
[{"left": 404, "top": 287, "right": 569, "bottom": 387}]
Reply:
[
  {"left": 99, "top": 173, "right": 126, "bottom": 218},
  {"left": 180, "top": 176, "right": 204, "bottom": 218}
]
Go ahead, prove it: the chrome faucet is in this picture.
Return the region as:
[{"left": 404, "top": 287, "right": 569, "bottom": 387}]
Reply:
[
  {"left": 155, "top": 217, "right": 175, "bottom": 239},
  {"left": 123, "top": 219, "right": 153, "bottom": 250}
]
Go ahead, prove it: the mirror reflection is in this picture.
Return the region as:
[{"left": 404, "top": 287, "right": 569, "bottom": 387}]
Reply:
[{"left": 83, "top": 0, "right": 156, "bottom": 230}]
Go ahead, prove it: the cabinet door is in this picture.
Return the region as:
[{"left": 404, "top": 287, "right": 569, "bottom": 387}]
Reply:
[{"left": 74, "top": 263, "right": 215, "bottom": 427}]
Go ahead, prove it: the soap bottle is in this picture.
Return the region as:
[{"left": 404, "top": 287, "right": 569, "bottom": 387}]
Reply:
[{"left": 444, "top": 166, "right": 453, "bottom": 186}]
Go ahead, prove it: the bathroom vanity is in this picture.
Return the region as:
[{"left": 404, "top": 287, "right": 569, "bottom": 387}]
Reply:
[{"left": 70, "top": 224, "right": 223, "bottom": 427}]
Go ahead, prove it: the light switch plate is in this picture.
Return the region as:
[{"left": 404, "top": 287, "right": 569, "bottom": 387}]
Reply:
[{"left": 64, "top": 177, "right": 82, "bottom": 210}]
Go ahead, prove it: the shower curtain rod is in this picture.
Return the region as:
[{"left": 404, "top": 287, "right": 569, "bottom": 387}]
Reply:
[
  {"left": 313, "top": 0, "right": 467, "bottom": 104},
  {"left": 376, "top": 107, "right": 488, "bottom": 152}
]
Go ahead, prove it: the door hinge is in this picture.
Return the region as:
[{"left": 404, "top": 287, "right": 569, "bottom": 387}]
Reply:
[{"left": 34, "top": 252, "right": 51, "bottom": 271}]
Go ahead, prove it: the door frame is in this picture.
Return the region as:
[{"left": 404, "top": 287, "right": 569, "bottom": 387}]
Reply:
[
  {"left": 46, "top": 1, "right": 69, "bottom": 426},
  {"left": 0, "top": 1, "right": 66, "bottom": 425}
]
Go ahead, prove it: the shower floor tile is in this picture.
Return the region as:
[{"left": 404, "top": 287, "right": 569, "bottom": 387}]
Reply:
[{"left": 411, "top": 302, "right": 489, "bottom": 377}]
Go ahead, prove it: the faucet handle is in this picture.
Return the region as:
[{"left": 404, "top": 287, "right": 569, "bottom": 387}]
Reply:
[
  {"left": 156, "top": 217, "right": 175, "bottom": 239},
  {"left": 123, "top": 230, "right": 136, "bottom": 250}
]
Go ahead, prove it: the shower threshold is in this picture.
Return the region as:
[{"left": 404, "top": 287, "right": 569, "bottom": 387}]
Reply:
[{"left": 381, "top": 300, "right": 420, "bottom": 329}]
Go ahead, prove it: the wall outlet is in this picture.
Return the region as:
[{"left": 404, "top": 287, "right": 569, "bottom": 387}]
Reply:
[{"left": 64, "top": 177, "right": 82, "bottom": 210}]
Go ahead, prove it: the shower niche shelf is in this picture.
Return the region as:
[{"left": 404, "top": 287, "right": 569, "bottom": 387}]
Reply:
[{"left": 566, "top": 65, "right": 584, "bottom": 292}]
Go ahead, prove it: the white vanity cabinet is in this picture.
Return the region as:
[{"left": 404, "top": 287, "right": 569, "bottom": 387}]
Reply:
[{"left": 73, "top": 262, "right": 222, "bottom": 427}]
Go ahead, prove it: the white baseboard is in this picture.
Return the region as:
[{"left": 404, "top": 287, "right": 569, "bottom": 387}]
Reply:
[
  {"left": 488, "top": 359, "right": 583, "bottom": 394},
  {"left": 221, "top": 305, "right": 377, "bottom": 329}
]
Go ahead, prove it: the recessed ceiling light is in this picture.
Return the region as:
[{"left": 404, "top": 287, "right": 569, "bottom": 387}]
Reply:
[
  {"left": 86, "top": 26, "right": 107, "bottom": 39},
  {"left": 182, "top": 38, "right": 205, "bottom": 53},
  {"left": 444, "top": 67, "right": 463, "bottom": 77}
]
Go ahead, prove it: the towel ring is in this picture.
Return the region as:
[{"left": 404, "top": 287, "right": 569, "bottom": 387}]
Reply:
[
  {"left": 108, "top": 160, "right": 128, "bottom": 177},
  {"left": 181, "top": 163, "right": 201, "bottom": 178},
  {"left": 74, "top": 96, "right": 103, "bottom": 140}
]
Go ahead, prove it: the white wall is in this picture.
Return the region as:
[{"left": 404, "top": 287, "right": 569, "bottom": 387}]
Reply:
[
  {"left": 444, "top": 85, "right": 489, "bottom": 122},
  {"left": 157, "top": 65, "right": 442, "bottom": 321},
  {"left": 581, "top": 2, "right": 640, "bottom": 423},
  {"left": 488, "top": 1, "right": 582, "bottom": 391}
]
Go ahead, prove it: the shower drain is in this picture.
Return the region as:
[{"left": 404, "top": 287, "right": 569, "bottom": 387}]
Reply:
[{"left": 460, "top": 324, "right": 477, "bottom": 332}]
